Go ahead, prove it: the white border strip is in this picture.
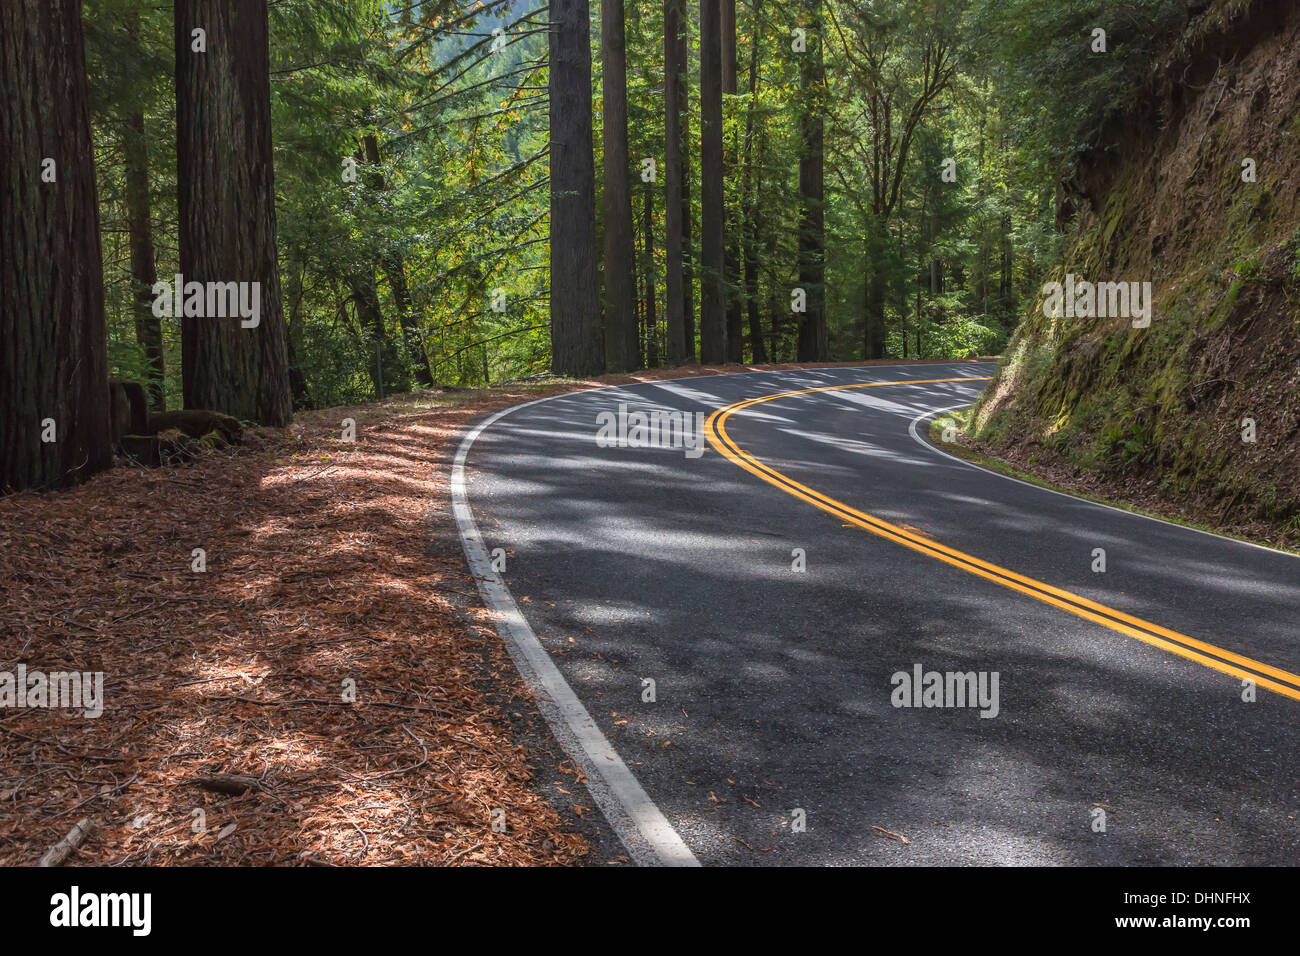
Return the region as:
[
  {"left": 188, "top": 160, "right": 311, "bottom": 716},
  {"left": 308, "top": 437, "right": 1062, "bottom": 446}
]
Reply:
[
  {"left": 451, "top": 394, "right": 700, "bottom": 867},
  {"left": 445, "top": 363, "right": 993, "bottom": 867},
  {"left": 909, "top": 403, "right": 1299, "bottom": 560}
]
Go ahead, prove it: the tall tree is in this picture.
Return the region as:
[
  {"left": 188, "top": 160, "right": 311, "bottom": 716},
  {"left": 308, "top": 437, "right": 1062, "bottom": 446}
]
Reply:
[
  {"left": 549, "top": 0, "right": 604, "bottom": 376},
  {"left": 698, "top": 0, "right": 727, "bottom": 364},
  {"left": 663, "top": 0, "right": 687, "bottom": 365},
  {"left": 124, "top": 108, "right": 164, "bottom": 409},
  {"left": 283, "top": 261, "right": 313, "bottom": 408},
  {"left": 721, "top": 0, "right": 743, "bottom": 362},
  {"left": 175, "top": 0, "right": 292, "bottom": 424},
  {"left": 641, "top": 184, "right": 659, "bottom": 368},
  {"left": 680, "top": 9, "right": 696, "bottom": 361},
  {"left": 796, "top": 0, "right": 827, "bottom": 362},
  {"left": 832, "top": 10, "right": 955, "bottom": 358},
  {"left": 347, "top": 266, "right": 403, "bottom": 398},
  {"left": 117, "top": 9, "right": 165, "bottom": 410},
  {"left": 384, "top": 252, "right": 434, "bottom": 387},
  {"left": 601, "top": 0, "right": 638, "bottom": 372},
  {"left": 1, "top": 0, "right": 112, "bottom": 492},
  {"left": 740, "top": 0, "right": 768, "bottom": 363},
  {"left": 361, "top": 132, "right": 428, "bottom": 389},
  {"left": 352, "top": 134, "right": 409, "bottom": 397}
]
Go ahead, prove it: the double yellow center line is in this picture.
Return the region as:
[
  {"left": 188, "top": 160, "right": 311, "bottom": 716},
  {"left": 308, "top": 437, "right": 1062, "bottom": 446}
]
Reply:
[{"left": 705, "top": 377, "right": 1300, "bottom": 702}]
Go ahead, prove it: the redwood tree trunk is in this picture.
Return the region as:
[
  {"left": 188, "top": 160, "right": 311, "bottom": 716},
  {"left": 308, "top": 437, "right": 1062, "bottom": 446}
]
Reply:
[
  {"left": 601, "top": 0, "right": 638, "bottom": 372},
  {"left": 549, "top": 0, "right": 604, "bottom": 376},
  {"left": 741, "top": 0, "right": 768, "bottom": 364},
  {"left": 175, "top": 0, "right": 292, "bottom": 425},
  {"left": 721, "top": 0, "right": 743, "bottom": 362},
  {"left": 698, "top": 0, "right": 727, "bottom": 364},
  {"left": 663, "top": 0, "right": 687, "bottom": 365},
  {"left": 796, "top": 0, "right": 827, "bottom": 362},
  {"left": 680, "top": 11, "right": 696, "bottom": 361},
  {"left": 0, "top": 0, "right": 112, "bottom": 491},
  {"left": 642, "top": 184, "right": 659, "bottom": 367}
]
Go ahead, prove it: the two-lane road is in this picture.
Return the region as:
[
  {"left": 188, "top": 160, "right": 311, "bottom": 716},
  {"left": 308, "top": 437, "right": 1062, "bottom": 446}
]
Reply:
[{"left": 459, "top": 363, "right": 1300, "bottom": 865}]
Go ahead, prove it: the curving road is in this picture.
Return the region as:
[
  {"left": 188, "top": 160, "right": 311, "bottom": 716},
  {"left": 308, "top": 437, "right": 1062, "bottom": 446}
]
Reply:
[{"left": 459, "top": 363, "right": 1300, "bottom": 865}]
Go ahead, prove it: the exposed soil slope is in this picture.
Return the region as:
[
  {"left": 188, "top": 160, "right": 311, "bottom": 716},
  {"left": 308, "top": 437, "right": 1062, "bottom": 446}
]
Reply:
[{"left": 972, "top": 0, "right": 1300, "bottom": 547}]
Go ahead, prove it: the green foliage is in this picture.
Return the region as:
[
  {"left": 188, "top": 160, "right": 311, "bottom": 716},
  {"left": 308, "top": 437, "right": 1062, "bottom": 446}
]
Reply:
[
  {"left": 922, "top": 314, "right": 1005, "bottom": 358},
  {"left": 967, "top": 0, "right": 1188, "bottom": 164},
  {"left": 1100, "top": 413, "right": 1152, "bottom": 467},
  {"left": 84, "top": 0, "right": 1204, "bottom": 410}
]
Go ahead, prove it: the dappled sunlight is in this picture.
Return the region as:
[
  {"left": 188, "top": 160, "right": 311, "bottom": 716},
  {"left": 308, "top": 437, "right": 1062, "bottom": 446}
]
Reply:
[
  {"left": 0, "top": 391, "right": 598, "bottom": 866},
  {"left": 462, "top": 365, "right": 1300, "bottom": 864}
]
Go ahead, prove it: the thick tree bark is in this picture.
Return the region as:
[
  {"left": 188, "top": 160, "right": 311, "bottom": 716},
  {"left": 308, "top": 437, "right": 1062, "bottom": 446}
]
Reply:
[
  {"left": 756, "top": 128, "right": 784, "bottom": 361},
  {"left": 600, "top": 0, "right": 638, "bottom": 372},
  {"left": 175, "top": 0, "right": 292, "bottom": 425},
  {"left": 721, "top": 0, "right": 743, "bottom": 361},
  {"left": 796, "top": 0, "right": 827, "bottom": 362},
  {"left": 549, "top": 0, "right": 604, "bottom": 376},
  {"left": 680, "top": 12, "right": 696, "bottom": 361},
  {"left": 642, "top": 185, "right": 659, "bottom": 367},
  {"left": 663, "top": 0, "right": 687, "bottom": 365},
  {"left": 124, "top": 110, "right": 165, "bottom": 410},
  {"left": 0, "top": 0, "right": 112, "bottom": 492},
  {"left": 741, "top": 0, "right": 768, "bottom": 364},
  {"left": 721, "top": 0, "right": 737, "bottom": 91},
  {"left": 698, "top": 0, "right": 727, "bottom": 364}
]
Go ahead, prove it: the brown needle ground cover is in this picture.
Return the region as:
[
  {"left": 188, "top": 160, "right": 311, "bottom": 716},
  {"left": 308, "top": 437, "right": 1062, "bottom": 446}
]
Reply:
[{"left": 0, "top": 359, "right": 976, "bottom": 866}]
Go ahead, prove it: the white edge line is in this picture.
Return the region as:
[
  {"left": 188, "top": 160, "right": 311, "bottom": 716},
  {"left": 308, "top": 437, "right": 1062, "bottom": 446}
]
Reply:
[
  {"left": 446, "top": 362, "right": 994, "bottom": 867},
  {"left": 450, "top": 392, "right": 700, "bottom": 867},
  {"left": 909, "top": 402, "right": 1299, "bottom": 560}
]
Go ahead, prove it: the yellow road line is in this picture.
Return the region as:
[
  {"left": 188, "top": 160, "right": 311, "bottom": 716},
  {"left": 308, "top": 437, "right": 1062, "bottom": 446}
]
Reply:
[{"left": 704, "top": 377, "right": 1300, "bottom": 702}]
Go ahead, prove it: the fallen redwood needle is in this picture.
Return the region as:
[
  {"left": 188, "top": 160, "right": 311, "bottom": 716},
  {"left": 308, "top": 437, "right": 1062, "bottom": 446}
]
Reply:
[{"left": 872, "top": 825, "right": 910, "bottom": 845}]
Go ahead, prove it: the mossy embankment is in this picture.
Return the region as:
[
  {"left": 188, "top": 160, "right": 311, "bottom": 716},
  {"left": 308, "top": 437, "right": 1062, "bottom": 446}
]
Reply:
[{"left": 970, "top": 0, "right": 1300, "bottom": 547}]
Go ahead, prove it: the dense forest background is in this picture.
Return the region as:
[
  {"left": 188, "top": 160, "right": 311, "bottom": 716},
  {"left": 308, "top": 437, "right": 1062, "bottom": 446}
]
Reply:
[
  {"left": 84, "top": 0, "right": 1190, "bottom": 406},
  {"left": 4, "top": 0, "right": 1205, "bottom": 492}
]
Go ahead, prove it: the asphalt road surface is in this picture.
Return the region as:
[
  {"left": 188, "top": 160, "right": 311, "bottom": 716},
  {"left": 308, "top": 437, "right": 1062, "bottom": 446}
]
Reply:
[{"left": 461, "top": 363, "right": 1300, "bottom": 865}]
